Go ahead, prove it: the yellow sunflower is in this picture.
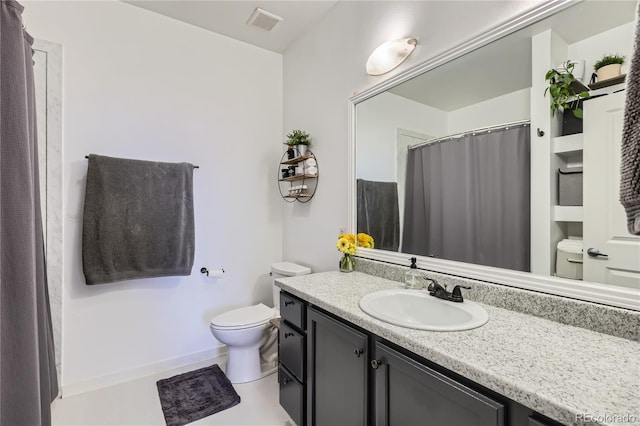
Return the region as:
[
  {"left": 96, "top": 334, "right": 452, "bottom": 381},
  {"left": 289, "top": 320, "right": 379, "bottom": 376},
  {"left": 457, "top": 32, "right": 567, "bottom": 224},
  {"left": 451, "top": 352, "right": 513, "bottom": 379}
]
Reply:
[
  {"left": 337, "top": 237, "right": 351, "bottom": 254},
  {"left": 339, "top": 233, "right": 356, "bottom": 245},
  {"left": 347, "top": 242, "right": 356, "bottom": 255}
]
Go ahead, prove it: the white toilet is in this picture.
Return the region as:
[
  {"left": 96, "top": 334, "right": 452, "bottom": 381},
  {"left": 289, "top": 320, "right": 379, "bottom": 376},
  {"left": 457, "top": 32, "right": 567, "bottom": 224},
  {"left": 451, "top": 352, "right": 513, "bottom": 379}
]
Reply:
[{"left": 210, "top": 262, "right": 311, "bottom": 383}]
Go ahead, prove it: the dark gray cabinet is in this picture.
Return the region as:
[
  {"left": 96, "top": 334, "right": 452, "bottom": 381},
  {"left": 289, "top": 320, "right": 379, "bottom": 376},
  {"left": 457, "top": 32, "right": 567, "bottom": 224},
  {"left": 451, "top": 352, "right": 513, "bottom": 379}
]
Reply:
[
  {"left": 307, "top": 307, "right": 370, "bottom": 426},
  {"left": 277, "top": 291, "right": 563, "bottom": 426},
  {"left": 372, "top": 341, "right": 504, "bottom": 426}
]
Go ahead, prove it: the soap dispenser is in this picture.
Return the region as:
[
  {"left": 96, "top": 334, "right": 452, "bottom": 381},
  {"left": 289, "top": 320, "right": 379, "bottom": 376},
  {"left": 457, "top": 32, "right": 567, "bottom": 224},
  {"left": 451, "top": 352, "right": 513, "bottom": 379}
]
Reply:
[{"left": 404, "top": 257, "right": 424, "bottom": 289}]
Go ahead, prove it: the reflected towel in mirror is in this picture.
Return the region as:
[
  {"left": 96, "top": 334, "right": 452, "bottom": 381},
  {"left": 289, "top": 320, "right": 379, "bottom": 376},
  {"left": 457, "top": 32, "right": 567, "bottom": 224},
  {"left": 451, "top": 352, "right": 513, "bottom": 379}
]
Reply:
[{"left": 357, "top": 179, "right": 400, "bottom": 251}]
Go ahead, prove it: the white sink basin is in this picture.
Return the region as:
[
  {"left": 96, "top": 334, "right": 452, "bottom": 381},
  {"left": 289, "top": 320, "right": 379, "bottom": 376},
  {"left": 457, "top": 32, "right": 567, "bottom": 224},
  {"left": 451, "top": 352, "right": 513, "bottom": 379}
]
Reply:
[{"left": 359, "top": 289, "right": 488, "bottom": 331}]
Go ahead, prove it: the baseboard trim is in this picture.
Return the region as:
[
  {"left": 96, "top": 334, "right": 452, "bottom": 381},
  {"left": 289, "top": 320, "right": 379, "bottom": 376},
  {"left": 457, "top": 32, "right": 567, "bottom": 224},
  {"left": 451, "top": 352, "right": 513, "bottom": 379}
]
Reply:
[{"left": 61, "top": 346, "right": 227, "bottom": 397}]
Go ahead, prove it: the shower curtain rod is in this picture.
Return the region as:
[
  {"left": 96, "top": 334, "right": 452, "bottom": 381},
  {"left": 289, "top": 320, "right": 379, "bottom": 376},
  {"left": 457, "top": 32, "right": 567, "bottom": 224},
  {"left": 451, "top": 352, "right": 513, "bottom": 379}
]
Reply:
[
  {"left": 84, "top": 155, "right": 199, "bottom": 169},
  {"left": 408, "top": 119, "right": 531, "bottom": 150}
]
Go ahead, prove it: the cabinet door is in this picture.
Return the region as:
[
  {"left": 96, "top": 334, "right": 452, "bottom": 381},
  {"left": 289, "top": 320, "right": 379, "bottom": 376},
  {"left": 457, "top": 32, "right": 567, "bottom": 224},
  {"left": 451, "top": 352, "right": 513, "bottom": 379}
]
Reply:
[
  {"left": 307, "top": 307, "right": 369, "bottom": 426},
  {"left": 373, "top": 341, "right": 504, "bottom": 426}
]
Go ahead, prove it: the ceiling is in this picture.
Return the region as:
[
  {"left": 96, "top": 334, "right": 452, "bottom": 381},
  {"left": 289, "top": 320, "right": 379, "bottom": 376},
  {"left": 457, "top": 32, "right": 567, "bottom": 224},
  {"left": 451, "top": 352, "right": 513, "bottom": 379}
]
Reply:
[
  {"left": 124, "top": 1, "right": 338, "bottom": 53},
  {"left": 388, "top": 0, "right": 637, "bottom": 111}
]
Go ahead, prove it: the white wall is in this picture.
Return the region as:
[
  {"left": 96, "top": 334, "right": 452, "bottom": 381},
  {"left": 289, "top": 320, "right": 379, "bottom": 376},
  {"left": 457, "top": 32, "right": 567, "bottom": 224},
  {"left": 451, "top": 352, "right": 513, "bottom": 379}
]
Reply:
[
  {"left": 447, "top": 88, "right": 531, "bottom": 134},
  {"left": 23, "top": 1, "right": 283, "bottom": 392},
  {"left": 356, "top": 92, "right": 447, "bottom": 181},
  {"left": 282, "top": 0, "right": 543, "bottom": 272}
]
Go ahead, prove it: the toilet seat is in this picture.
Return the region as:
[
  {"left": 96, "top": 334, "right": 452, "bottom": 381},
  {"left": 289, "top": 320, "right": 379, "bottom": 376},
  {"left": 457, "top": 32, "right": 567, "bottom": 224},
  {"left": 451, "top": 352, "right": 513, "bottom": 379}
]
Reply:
[{"left": 210, "top": 303, "right": 274, "bottom": 330}]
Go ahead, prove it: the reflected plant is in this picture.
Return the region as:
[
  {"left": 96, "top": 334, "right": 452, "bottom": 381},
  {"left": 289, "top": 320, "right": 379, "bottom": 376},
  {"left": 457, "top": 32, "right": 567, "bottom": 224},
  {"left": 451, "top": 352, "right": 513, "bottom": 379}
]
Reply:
[{"left": 544, "top": 60, "right": 590, "bottom": 118}]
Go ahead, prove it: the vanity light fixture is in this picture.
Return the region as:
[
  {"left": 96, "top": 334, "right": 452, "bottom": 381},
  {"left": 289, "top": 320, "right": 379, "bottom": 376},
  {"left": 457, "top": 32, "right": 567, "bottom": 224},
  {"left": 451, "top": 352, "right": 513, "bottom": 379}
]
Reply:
[{"left": 366, "top": 38, "right": 418, "bottom": 76}]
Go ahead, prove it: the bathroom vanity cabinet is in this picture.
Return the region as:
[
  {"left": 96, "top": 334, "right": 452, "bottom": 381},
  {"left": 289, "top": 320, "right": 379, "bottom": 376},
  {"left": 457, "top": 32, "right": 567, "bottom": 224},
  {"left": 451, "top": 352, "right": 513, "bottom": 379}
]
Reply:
[{"left": 278, "top": 291, "right": 562, "bottom": 426}]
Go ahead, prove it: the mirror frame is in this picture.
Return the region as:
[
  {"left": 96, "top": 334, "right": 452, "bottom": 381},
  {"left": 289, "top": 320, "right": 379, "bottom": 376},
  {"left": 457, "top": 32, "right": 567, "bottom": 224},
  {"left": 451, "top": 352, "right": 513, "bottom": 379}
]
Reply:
[{"left": 348, "top": 0, "right": 640, "bottom": 311}]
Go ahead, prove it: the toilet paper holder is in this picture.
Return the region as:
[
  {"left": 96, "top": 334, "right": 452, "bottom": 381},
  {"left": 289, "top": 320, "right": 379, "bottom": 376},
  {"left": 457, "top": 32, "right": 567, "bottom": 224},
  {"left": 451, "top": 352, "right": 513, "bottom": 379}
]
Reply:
[{"left": 200, "top": 267, "right": 225, "bottom": 276}]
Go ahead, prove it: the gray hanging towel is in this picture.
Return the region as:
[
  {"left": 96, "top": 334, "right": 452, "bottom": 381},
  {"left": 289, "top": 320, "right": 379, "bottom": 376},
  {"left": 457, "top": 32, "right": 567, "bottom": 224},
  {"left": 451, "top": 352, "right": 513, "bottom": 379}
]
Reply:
[
  {"left": 620, "top": 1, "right": 640, "bottom": 235},
  {"left": 82, "top": 154, "right": 195, "bottom": 284}
]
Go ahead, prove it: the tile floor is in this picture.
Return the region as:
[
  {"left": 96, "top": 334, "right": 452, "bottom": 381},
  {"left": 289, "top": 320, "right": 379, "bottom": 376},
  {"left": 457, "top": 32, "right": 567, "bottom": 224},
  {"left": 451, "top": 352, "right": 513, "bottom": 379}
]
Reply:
[{"left": 52, "top": 357, "right": 294, "bottom": 426}]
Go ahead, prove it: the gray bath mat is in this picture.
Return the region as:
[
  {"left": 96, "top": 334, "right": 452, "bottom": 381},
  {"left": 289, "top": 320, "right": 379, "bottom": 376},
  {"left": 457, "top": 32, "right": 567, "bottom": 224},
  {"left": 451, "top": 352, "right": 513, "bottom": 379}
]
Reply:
[{"left": 156, "top": 364, "right": 240, "bottom": 426}]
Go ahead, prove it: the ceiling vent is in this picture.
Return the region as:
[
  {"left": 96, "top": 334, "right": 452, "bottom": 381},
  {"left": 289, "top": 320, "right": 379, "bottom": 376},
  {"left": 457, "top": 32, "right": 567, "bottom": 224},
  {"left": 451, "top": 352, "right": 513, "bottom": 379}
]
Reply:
[{"left": 246, "top": 7, "right": 283, "bottom": 32}]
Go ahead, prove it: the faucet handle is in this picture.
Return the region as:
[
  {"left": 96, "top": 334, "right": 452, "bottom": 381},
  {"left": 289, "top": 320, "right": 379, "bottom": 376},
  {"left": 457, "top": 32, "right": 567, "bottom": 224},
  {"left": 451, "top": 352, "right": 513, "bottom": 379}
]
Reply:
[
  {"left": 450, "top": 285, "right": 471, "bottom": 303},
  {"left": 424, "top": 278, "right": 446, "bottom": 291},
  {"left": 425, "top": 279, "right": 448, "bottom": 299}
]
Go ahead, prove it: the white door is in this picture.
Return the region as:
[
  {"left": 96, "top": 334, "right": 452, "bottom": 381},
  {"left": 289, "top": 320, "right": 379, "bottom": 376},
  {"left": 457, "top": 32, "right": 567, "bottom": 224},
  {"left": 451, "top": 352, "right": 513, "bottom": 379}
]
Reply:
[{"left": 583, "top": 91, "right": 640, "bottom": 289}]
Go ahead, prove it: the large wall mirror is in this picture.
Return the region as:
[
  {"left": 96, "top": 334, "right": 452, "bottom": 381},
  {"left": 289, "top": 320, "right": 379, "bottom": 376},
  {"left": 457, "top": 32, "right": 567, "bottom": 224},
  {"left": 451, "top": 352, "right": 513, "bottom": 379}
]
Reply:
[{"left": 350, "top": 0, "right": 640, "bottom": 310}]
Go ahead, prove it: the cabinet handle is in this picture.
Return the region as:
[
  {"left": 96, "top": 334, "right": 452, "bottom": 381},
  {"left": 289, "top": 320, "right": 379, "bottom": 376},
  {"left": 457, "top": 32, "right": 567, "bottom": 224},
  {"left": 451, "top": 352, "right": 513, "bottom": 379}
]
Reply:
[
  {"left": 284, "top": 332, "right": 294, "bottom": 338},
  {"left": 353, "top": 349, "right": 363, "bottom": 358},
  {"left": 284, "top": 301, "right": 295, "bottom": 306},
  {"left": 371, "top": 359, "right": 382, "bottom": 369},
  {"left": 282, "top": 377, "right": 291, "bottom": 385}
]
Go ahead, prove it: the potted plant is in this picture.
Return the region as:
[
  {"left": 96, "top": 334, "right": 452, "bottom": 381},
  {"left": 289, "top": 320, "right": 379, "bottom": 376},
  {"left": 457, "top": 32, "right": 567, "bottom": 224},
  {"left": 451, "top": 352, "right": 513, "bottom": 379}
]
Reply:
[
  {"left": 594, "top": 53, "right": 625, "bottom": 82},
  {"left": 544, "top": 60, "right": 590, "bottom": 135},
  {"left": 285, "top": 129, "right": 311, "bottom": 156}
]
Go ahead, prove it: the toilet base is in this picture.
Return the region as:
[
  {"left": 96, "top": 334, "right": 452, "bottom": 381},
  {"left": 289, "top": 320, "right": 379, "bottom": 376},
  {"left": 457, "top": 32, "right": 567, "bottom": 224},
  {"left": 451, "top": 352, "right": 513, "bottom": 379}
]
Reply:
[{"left": 225, "top": 344, "right": 262, "bottom": 383}]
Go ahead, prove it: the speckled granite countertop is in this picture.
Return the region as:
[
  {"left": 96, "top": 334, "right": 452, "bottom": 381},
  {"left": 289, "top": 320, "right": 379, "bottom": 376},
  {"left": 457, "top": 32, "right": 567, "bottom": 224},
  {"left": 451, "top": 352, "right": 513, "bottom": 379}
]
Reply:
[{"left": 275, "top": 271, "right": 640, "bottom": 426}]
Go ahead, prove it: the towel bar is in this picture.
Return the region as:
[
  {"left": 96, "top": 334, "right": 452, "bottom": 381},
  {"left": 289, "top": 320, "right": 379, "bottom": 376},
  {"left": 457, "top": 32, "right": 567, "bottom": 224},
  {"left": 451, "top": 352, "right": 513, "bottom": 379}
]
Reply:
[{"left": 84, "top": 155, "right": 199, "bottom": 168}]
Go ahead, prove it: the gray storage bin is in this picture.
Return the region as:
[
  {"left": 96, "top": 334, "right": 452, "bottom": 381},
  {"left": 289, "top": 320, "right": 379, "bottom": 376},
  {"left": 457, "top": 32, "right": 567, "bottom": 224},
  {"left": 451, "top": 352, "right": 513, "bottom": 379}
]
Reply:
[
  {"left": 558, "top": 166, "right": 583, "bottom": 206},
  {"left": 556, "top": 248, "right": 583, "bottom": 280}
]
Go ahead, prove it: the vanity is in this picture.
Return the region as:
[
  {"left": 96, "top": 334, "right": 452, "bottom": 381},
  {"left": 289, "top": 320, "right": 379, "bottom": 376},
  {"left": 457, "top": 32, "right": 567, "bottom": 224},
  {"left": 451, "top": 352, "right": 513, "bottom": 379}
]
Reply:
[{"left": 275, "top": 271, "right": 639, "bottom": 426}]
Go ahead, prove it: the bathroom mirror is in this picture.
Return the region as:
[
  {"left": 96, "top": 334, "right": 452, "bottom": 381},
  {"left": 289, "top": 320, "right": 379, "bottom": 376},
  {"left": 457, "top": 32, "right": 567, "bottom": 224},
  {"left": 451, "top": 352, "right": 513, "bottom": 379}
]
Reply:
[{"left": 350, "top": 0, "right": 640, "bottom": 310}]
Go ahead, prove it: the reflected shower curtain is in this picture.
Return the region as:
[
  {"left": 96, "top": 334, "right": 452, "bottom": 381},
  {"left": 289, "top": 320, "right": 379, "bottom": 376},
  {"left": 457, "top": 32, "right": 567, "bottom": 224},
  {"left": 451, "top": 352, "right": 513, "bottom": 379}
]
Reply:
[
  {"left": 1, "top": 1, "right": 59, "bottom": 424},
  {"left": 402, "top": 126, "right": 531, "bottom": 272}
]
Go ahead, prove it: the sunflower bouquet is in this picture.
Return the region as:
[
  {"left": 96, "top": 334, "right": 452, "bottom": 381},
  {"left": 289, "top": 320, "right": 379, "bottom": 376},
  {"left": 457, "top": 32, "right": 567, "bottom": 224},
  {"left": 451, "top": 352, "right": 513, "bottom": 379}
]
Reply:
[{"left": 336, "top": 232, "right": 374, "bottom": 272}]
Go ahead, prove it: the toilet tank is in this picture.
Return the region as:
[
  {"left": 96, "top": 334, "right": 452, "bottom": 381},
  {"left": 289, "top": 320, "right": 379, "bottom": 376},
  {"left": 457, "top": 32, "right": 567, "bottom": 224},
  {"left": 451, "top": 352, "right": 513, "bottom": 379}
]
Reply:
[{"left": 271, "top": 262, "right": 311, "bottom": 310}]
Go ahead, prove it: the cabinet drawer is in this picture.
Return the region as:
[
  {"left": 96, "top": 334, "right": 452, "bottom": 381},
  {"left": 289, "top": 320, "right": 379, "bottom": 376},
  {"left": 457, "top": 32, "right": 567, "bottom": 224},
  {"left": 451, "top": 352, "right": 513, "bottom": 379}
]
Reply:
[
  {"left": 280, "top": 321, "right": 305, "bottom": 381},
  {"left": 279, "top": 365, "right": 304, "bottom": 426},
  {"left": 280, "top": 292, "right": 305, "bottom": 330}
]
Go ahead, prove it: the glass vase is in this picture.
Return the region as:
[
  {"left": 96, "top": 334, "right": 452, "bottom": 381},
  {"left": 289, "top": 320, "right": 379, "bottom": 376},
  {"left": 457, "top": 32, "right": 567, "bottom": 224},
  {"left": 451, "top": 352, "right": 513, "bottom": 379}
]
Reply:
[{"left": 339, "top": 254, "right": 355, "bottom": 273}]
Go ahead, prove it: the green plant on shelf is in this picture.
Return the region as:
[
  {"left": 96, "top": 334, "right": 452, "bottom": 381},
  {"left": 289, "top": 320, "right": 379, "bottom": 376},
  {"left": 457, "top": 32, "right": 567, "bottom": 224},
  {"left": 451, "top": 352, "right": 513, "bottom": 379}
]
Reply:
[
  {"left": 594, "top": 54, "right": 625, "bottom": 71},
  {"left": 284, "top": 129, "right": 311, "bottom": 147},
  {"left": 544, "top": 60, "right": 590, "bottom": 118}
]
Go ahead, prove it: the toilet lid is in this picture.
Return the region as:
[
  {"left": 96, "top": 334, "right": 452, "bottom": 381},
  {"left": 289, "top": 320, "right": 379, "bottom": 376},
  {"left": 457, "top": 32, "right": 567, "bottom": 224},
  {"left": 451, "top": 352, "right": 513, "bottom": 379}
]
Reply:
[
  {"left": 210, "top": 303, "right": 274, "bottom": 329},
  {"left": 271, "top": 262, "right": 311, "bottom": 276}
]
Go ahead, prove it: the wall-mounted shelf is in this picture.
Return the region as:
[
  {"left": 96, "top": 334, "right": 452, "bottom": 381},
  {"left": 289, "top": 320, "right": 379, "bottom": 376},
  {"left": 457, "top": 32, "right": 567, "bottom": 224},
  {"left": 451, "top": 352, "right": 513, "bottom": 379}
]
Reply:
[
  {"left": 280, "top": 154, "right": 315, "bottom": 166},
  {"left": 553, "top": 134, "right": 583, "bottom": 155},
  {"left": 277, "top": 149, "right": 319, "bottom": 203},
  {"left": 279, "top": 174, "right": 317, "bottom": 182},
  {"left": 283, "top": 194, "right": 312, "bottom": 200},
  {"left": 553, "top": 206, "right": 583, "bottom": 222}
]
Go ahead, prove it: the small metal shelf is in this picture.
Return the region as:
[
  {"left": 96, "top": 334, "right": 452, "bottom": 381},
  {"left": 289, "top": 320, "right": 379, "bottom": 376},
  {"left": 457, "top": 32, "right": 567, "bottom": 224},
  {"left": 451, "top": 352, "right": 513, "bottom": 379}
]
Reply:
[
  {"left": 277, "top": 149, "right": 318, "bottom": 203},
  {"left": 281, "top": 154, "right": 315, "bottom": 166},
  {"left": 279, "top": 174, "right": 318, "bottom": 182},
  {"left": 284, "top": 194, "right": 313, "bottom": 200}
]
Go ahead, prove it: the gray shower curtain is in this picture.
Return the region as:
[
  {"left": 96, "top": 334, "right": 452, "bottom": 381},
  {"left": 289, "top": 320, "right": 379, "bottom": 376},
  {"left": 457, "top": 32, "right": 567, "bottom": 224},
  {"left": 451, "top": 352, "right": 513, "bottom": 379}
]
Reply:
[
  {"left": 402, "top": 126, "right": 530, "bottom": 272},
  {"left": 1, "top": 1, "right": 59, "bottom": 424}
]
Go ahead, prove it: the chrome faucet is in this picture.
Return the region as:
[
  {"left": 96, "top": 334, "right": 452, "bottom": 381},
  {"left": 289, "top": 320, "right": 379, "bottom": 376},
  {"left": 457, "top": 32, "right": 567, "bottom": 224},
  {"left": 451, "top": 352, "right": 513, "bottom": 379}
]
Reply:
[{"left": 425, "top": 279, "right": 471, "bottom": 303}]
